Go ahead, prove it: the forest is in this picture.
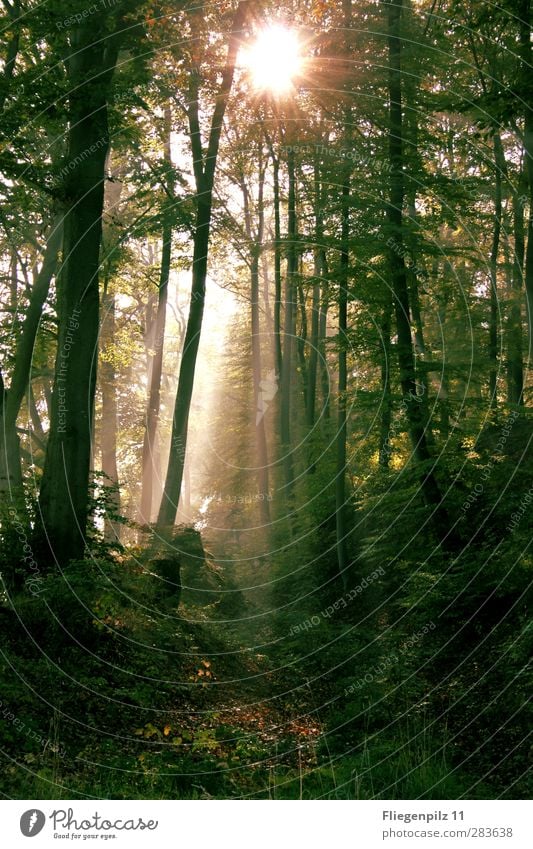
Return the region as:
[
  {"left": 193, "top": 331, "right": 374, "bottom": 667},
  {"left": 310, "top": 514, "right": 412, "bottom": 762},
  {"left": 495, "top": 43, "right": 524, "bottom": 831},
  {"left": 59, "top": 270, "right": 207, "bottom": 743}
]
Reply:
[{"left": 0, "top": 0, "right": 531, "bottom": 802}]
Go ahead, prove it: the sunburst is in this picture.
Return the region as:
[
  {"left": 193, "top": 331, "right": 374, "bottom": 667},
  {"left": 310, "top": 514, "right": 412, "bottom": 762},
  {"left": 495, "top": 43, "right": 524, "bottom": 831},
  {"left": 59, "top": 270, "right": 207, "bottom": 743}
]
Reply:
[{"left": 241, "top": 25, "right": 302, "bottom": 94}]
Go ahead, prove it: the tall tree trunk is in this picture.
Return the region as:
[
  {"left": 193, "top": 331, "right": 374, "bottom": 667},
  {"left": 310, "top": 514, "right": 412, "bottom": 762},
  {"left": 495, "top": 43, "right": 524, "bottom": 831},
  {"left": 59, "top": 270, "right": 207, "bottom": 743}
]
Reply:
[
  {"left": 0, "top": 215, "right": 62, "bottom": 496},
  {"left": 407, "top": 260, "right": 433, "bottom": 437},
  {"left": 466, "top": 28, "right": 525, "bottom": 405},
  {"left": 307, "top": 274, "right": 320, "bottom": 429},
  {"left": 297, "top": 281, "right": 309, "bottom": 412},
  {"left": 140, "top": 107, "right": 173, "bottom": 525},
  {"left": 404, "top": 87, "right": 433, "bottom": 442},
  {"left": 36, "top": 22, "right": 121, "bottom": 566},
  {"left": 242, "top": 161, "right": 271, "bottom": 525},
  {"left": 272, "top": 153, "right": 283, "bottom": 383},
  {"left": 386, "top": 0, "right": 454, "bottom": 545},
  {"left": 307, "top": 248, "right": 321, "bottom": 431},
  {"left": 158, "top": 4, "right": 247, "bottom": 529},
  {"left": 157, "top": 195, "right": 209, "bottom": 528},
  {"left": 251, "top": 250, "right": 271, "bottom": 524},
  {"left": 28, "top": 385, "right": 45, "bottom": 445},
  {"left": 100, "top": 284, "right": 120, "bottom": 542},
  {"left": 507, "top": 169, "right": 525, "bottom": 404},
  {"left": 261, "top": 256, "right": 274, "bottom": 337},
  {"left": 335, "top": 0, "right": 353, "bottom": 589},
  {"left": 437, "top": 294, "right": 451, "bottom": 438},
  {"left": 318, "top": 271, "right": 330, "bottom": 421},
  {"left": 336, "top": 163, "right": 350, "bottom": 588},
  {"left": 280, "top": 146, "right": 297, "bottom": 497},
  {"left": 379, "top": 290, "right": 393, "bottom": 468},
  {"left": 519, "top": 0, "right": 533, "bottom": 365},
  {"left": 307, "top": 158, "right": 327, "bottom": 431},
  {"left": 489, "top": 133, "right": 503, "bottom": 407}
]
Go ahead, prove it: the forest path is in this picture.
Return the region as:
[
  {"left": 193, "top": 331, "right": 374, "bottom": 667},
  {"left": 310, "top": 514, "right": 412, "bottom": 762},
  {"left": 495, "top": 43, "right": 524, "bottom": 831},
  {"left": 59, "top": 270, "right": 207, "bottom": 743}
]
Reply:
[
  {"left": 141, "top": 630, "right": 327, "bottom": 795},
  {"left": 153, "top": 545, "right": 328, "bottom": 790}
]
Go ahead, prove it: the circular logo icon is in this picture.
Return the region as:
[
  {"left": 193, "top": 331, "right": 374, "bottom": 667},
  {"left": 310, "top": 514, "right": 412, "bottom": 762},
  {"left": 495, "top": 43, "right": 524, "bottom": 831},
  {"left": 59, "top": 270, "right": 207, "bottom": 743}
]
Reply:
[{"left": 20, "top": 810, "right": 46, "bottom": 837}]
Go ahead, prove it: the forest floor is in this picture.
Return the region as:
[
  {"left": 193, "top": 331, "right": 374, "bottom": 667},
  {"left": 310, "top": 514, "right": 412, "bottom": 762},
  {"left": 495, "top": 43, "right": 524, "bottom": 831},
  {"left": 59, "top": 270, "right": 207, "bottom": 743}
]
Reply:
[
  {"left": 0, "top": 526, "right": 528, "bottom": 800},
  {"left": 0, "top": 551, "right": 336, "bottom": 800}
]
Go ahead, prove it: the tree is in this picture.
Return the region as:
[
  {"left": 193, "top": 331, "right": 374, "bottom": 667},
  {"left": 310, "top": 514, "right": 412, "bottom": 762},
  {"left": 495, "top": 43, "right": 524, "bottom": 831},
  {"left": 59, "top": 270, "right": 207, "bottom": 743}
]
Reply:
[
  {"left": 139, "top": 105, "right": 174, "bottom": 525},
  {"left": 239, "top": 146, "right": 271, "bottom": 524},
  {"left": 36, "top": 5, "right": 143, "bottom": 565},
  {"left": 519, "top": 0, "right": 533, "bottom": 364},
  {"left": 157, "top": 2, "right": 250, "bottom": 529},
  {"left": 0, "top": 215, "right": 62, "bottom": 496},
  {"left": 384, "top": 0, "right": 454, "bottom": 545}
]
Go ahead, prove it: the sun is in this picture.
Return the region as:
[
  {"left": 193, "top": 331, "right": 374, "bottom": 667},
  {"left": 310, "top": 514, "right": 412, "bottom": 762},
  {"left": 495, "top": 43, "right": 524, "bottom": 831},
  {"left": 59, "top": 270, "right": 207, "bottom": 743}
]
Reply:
[{"left": 242, "top": 25, "right": 302, "bottom": 94}]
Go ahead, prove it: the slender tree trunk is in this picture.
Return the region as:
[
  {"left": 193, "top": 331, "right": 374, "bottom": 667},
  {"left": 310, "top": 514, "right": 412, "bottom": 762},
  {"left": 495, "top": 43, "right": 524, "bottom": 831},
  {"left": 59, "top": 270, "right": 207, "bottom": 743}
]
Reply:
[
  {"left": 489, "top": 133, "right": 503, "bottom": 407},
  {"left": 28, "top": 386, "right": 45, "bottom": 444},
  {"left": 307, "top": 262, "right": 321, "bottom": 431},
  {"left": 336, "top": 136, "right": 350, "bottom": 589},
  {"left": 0, "top": 216, "right": 62, "bottom": 496},
  {"left": 404, "top": 91, "right": 433, "bottom": 442},
  {"left": 379, "top": 290, "right": 393, "bottom": 468},
  {"left": 386, "top": 0, "right": 454, "bottom": 545},
  {"left": 437, "top": 295, "right": 451, "bottom": 438},
  {"left": 507, "top": 170, "right": 525, "bottom": 404},
  {"left": 519, "top": 0, "right": 533, "bottom": 365},
  {"left": 307, "top": 276, "right": 320, "bottom": 428},
  {"left": 140, "top": 108, "right": 173, "bottom": 524},
  {"left": 157, "top": 4, "right": 247, "bottom": 528},
  {"left": 100, "top": 285, "right": 120, "bottom": 542},
  {"left": 466, "top": 25, "right": 525, "bottom": 404},
  {"left": 242, "top": 163, "right": 271, "bottom": 525},
  {"left": 36, "top": 23, "right": 121, "bottom": 566},
  {"left": 157, "top": 196, "right": 210, "bottom": 528},
  {"left": 9, "top": 249, "right": 17, "bottom": 309},
  {"left": 407, "top": 262, "right": 433, "bottom": 433},
  {"left": 297, "top": 282, "right": 309, "bottom": 412},
  {"left": 335, "top": 0, "right": 354, "bottom": 588},
  {"left": 0, "top": 380, "right": 22, "bottom": 495},
  {"left": 307, "top": 158, "right": 327, "bottom": 430},
  {"left": 272, "top": 154, "right": 283, "bottom": 382},
  {"left": 261, "top": 257, "right": 274, "bottom": 337},
  {"left": 318, "top": 271, "right": 330, "bottom": 421},
  {"left": 251, "top": 253, "right": 271, "bottom": 523},
  {"left": 280, "top": 146, "right": 297, "bottom": 497}
]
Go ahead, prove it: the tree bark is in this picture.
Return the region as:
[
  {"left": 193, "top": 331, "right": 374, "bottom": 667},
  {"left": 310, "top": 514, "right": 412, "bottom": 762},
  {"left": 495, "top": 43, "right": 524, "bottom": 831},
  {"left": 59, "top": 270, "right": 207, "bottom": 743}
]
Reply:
[
  {"left": 519, "top": 0, "right": 533, "bottom": 365},
  {"left": 403, "top": 88, "right": 434, "bottom": 443},
  {"left": 318, "top": 267, "right": 330, "bottom": 422},
  {"left": 140, "top": 107, "right": 173, "bottom": 524},
  {"left": 157, "top": 3, "right": 247, "bottom": 529},
  {"left": 379, "top": 290, "right": 393, "bottom": 468},
  {"left": 241, "top": 160, "right": 271, "bottom": 525},
  {"left": 272, "top": 153, "right": 283, "bottom": 382},
  {"left": 100, "top": 284, "right": 120, "bottom": 543},
  {"left": 336, "top": 160, "right": 350, "bottom": 588},
  {"left": 36, "top": 22, "right": 121, "bottom": 566},
  {"left": 0, "top": 215, "right": 62, "bottom": 496},
  {"left": 335, "top": 0, "right": 354, "bottom": 589},
  {"left": 507, "top": 167, "right": 525, "bottom": 405},
  {"left": 280, "top": 146, "right": 297, "bottom": 497},
  {"left": 385, "top": 0, "right": 454, "bottom": 545},
  {"left": 489, "top": 133, "right": 503, "bottom": 407},
  {"left": 297, "top": 281, "right": 309, "bottom": 412},
  {"left": 307, "top": 158, "right": 327, "bottom": 430}
]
